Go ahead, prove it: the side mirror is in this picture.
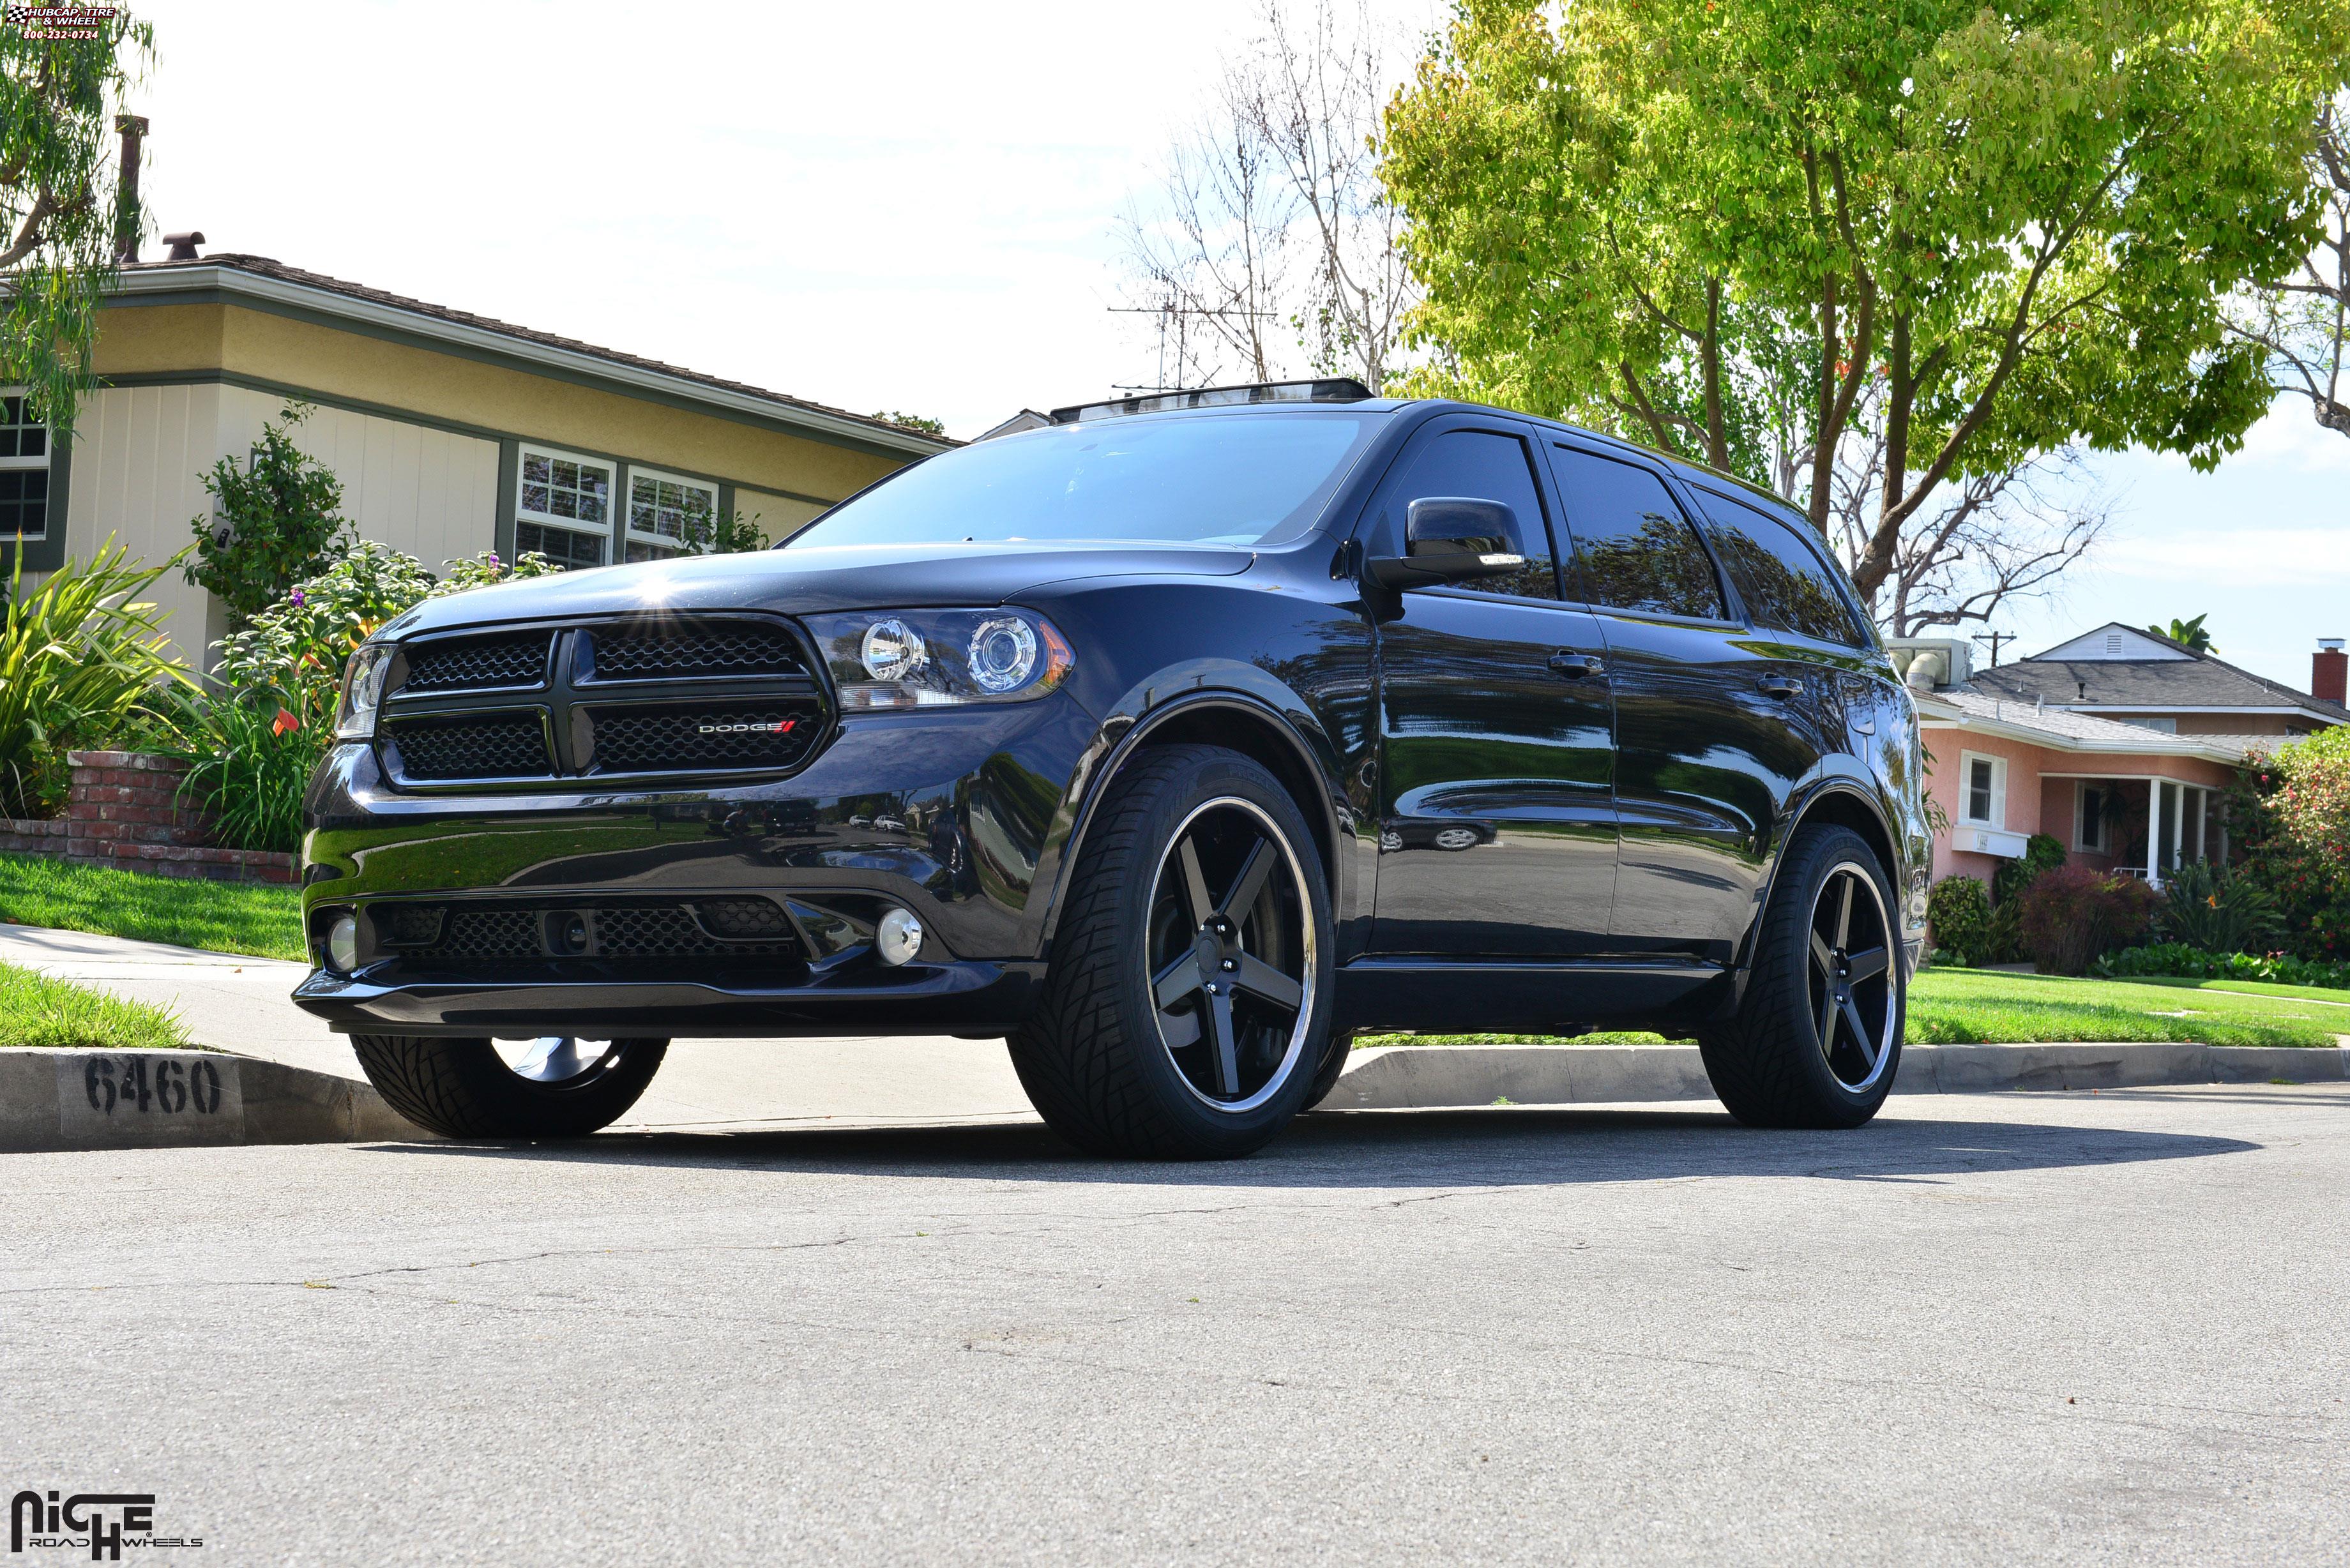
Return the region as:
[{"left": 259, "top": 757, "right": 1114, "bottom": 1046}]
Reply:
[{"left": 1366, "top": 497, "right": 1528, "bottom": 590}]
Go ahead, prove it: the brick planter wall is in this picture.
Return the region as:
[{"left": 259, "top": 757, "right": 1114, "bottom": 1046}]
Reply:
[{"left": 0, "top": 751, "right": 295, "bottom": 884}]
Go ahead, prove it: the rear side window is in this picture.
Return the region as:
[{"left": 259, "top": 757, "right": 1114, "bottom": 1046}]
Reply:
[
  {"left": 1699, "top": 490, "right": 1867, "bottom": 645},
  {"left": 1373, "top": 428, "right": 1560, "bottom": 601},
  {"left": 1547, "top": 446, "right": 1725, "bottom": 620}
]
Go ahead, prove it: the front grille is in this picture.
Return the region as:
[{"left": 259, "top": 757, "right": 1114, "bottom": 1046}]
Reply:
[
  {"left": 586, "top": 704, "right": 821, "bottom": 774},
  {"left": 386, "top": 713, "right": 552, "bottom": 781},
  {"left": 589, "top": 622, "right": 805, "bottom": 682},
  {"left": 399, "top": 631, "right": 552, "bottom": 694},
  {"left": 386, "top": 900, "right": 801, "bottom": 963}
]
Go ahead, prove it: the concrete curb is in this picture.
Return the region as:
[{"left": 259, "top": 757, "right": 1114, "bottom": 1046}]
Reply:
[
  {"left": 1326, "top": 1041, "right": 2350, "bottom": 1110},
  {"left": 0, "top": 1050, "right": 423, "bottom": 1154}
]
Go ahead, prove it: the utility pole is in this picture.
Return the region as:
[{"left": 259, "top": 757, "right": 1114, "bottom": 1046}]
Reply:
[{"left": 1971, "top": 629, "right": 2014, "bottom": 668}]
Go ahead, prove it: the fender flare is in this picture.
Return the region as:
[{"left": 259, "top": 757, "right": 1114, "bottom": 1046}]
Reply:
[
  {"left": 1017, "top": 687, "right": 1351, "bottom": 958},
  {"left": 1729, "top": 774, "right": 1904, "bottom": 983}
]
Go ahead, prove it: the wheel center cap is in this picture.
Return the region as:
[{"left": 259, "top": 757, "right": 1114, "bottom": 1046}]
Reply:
[{"left": 1195, "top": 918, "right": 1238, "bottom": 973}]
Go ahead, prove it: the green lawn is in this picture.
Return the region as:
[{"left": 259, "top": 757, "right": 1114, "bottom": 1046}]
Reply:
[
  {"left": 0, "top": 854, "right": 305, "bottom": 963},
  {"left": 2128, "top": 976, "right": 2350, "bottom": 1007},
  {"left": 1360, "top": 966, "right": 2350, "bottom": 1051},
  {"left": 0, "top": 960, "right": 188, "bottom": 1050}
]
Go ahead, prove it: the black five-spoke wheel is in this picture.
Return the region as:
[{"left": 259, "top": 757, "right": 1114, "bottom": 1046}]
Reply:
[
  {"left": 1808, "top": 861, "right": 1896, "bottom": 1091},
  {"left": 1147, "top": 798, "right": 1315, "bottom": 1110}
]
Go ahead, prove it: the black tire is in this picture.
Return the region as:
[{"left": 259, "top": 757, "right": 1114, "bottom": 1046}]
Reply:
[
  {"left": 349, "top": 1034, "right": 668, "bottom": 1139},
  {"left": 1301, "top": 1028, "right": 1358, "bottom": 1111},
  {"left": 1699, "top": 825, "right": 1904, "bottom": 1129},
  {"left": 1008, "top": 744, "right": 1335, "bottom": 1159}
]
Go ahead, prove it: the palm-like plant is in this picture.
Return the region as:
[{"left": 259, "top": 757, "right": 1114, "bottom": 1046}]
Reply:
[
  {"left": 0, "top": 539, "right": 193, "bottom": 818},
  {"left": 2150, "top": 614, "right": 2217, "bottom": 654}
]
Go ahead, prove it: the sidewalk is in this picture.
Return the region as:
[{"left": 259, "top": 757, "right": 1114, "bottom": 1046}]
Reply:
[{"left": 0, "top": 924, "right": 1040, "bottom": 1133}]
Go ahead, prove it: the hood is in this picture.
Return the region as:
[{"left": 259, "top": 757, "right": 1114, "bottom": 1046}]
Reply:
[{"left": 378, "top": 541, "right": 1255, "bottom": 639}]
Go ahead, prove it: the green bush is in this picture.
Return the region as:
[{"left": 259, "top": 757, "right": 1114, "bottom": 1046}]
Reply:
[
  {"left": 2231, "top": 734, "right": 2350, "bottom": 961},
  {"left": 184, "top": 403, "right": 353, "bottom": 628},
  {"left": 2155, "top": 858, "right": 2284, "bottom": 954},
  {"left": 2017, "top": 864, "right": 2162, "bottom": 976},
  {"left": 2096, "top": 942, "right": 2350, "bottom": 991},
  {"left": 0, "top": 539, "right": 193, "bottom": 817},
  {"left": 1925, "top": 875, "right": 1992, "bottom": 966}
]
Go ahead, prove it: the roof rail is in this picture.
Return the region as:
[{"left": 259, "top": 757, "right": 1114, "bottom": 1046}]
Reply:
[{"left": 1049, "top": 377, "right": 1374, "bottom": 425}]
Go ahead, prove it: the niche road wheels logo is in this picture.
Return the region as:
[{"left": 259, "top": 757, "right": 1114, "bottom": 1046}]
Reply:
[
  {"left": 697, "top": 719, "right": 798, "bottom": 735},
  {"left": 10, "top": 1491, "right": 202, "bottom": 1560}
]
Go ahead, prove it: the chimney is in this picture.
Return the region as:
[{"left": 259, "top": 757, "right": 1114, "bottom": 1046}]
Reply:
[
  {"left": 113, "top": 114, "right": 148, "bottom": 263},
  {"left": 2316, "top": 638, "right": 2347, "bottom": 707},
  {"left": 162, "top": 230, "right": 205, "bottom": 262}
]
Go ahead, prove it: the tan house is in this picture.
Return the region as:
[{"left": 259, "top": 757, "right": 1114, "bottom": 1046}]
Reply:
[{"left": 8, "top": 246, "right": 951, "bottom": 662}]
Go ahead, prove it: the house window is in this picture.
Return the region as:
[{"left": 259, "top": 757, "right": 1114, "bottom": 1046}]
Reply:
[
  {"left": 0, "top": 391, "right": 50, "bottom": 541},
  {"left": 515, "top": 446, "right": 613, "bottom": 569},
  {"left": 2077, "top": 783, "right": 2109, "bottom": 852},
  {"left": 625, "top": 468, "right": 716, "bottom": 562},
  {"left": 2123, "top": 717, "right": 2178, "bottom": 734},
  {"left": 1960, "top": 752, "right": 2005, "bottom": 828}
]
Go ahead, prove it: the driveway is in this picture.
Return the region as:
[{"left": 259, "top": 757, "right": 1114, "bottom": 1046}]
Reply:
[{"left": 4, "top": 1085, "right": 2344, "bottom": 1564}]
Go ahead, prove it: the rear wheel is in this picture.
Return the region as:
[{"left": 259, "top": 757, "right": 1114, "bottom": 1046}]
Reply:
[
  {"left": 349, "top": 1034, "right": 667, "bottom": 1139},
  {"left": 1009, "top": 744, "right": 1333, "bottom": 1159},
  {"left": 1699, "top": 825, "right": 1902, "bottom": 1129}
]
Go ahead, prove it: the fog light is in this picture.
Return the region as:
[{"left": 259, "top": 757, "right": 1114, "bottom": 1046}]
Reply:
[
  {"left": 327, "top": 912, "right": 360, "bottom": 973},
  {"left": 876, "top": 907, "right": 923, "bottom": 966}
]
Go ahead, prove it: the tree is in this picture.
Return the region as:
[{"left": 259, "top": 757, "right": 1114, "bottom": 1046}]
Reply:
[
  {"left": 1116, "top": 0, "right": 1416, "bottom": 390},
  {"left": 2227, "top": 93, "right": 2349, "bottom": 436},
  {"left": 1, "top": 5, "right": 153, "bottom": 442},
  {"left": 1384, "top": 0, "right": 2347, "bottom": 617},
  {"left": 2150, "top": 614, "right": 2217, "bottom": 654},
  {"left": 870, "top": 411, "right": 946, "bottom": 437},
  {"left": 185, "top": 403, "right": 352, "bottom": 628}
]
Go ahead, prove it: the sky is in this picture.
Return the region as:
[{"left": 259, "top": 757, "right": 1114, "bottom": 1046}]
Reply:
[{"left": 126, "top": 0, "right": 2347, "bottom": 693}]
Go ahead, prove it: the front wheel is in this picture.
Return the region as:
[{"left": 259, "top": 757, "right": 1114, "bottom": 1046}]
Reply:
[
  {"left": 1008, "top": 744, "right": 1335, "bottom": 1159},
  {"left": 349, "top": 1034, "right": 668, "bottom": 1139},
  {"left": 1699, "top": 825, "right": 1904, "bottom": 1129}
]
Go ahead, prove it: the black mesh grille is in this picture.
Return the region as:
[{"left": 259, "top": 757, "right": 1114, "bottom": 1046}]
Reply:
[
  {"left": 377, "top": 905, "right": 444, "bottom": 947},
  {"left": 390, "top": 900, "right": 799, "bottom": 963},
  {"left": 436, "top": 908, "right": 543, "bottom": 958},
  {"left": 697, "top": 897, "right": 794, "bottom": 939},
  {"left": 400, "top": 632, "right": 552, "bottom": 693},
  {"left": 587, "top": 705, "right": 821, "bottom": 774},
  {"left": 388, "top": 714, "right": 551, "bottom": 780},
  {"left": 590, "top": 622, "right": 805, "bottom": 681}
]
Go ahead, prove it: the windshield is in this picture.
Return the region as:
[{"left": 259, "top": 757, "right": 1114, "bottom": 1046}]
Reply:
[{"left": 787, "top": 411, "right": 1380, "bottom": 551}]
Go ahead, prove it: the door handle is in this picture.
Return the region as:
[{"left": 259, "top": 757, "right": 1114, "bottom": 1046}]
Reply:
[
  {"left": 1758, "top": 674, "right": 1803, "bottom": 698},
  {"left": 1549, "top": 651, "right": 1605, "bottom": 679}
]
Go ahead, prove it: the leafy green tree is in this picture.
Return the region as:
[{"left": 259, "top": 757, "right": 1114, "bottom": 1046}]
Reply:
[
  {"left": 1, "top": 5, "right": 154, "bottom": 442},
  {"left": 1383, "top": 0, "right": 2348, "bottom": 610},
  {"left": 184, "top": 403, "right": 351, "bottom": 626},
  {"left": 870, "top": 411, "right": 947, "bottom": 437},
  {"left": 2150, "top": 614, "right": 2217, "bottom": 653}
]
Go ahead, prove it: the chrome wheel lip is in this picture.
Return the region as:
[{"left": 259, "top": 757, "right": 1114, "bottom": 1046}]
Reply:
[
  {"left": 1808, "top": 859, "right": 1899, "bottom": 1094},
  {"left": 494, "top": 1036, "right": 618, "bottom": 1086},
  {"left": 1145, "top": 795, "right": 1319, "bottom": 1115}
]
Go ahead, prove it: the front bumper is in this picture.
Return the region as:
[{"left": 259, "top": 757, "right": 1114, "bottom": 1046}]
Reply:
[{"left": 291, "top": 959, "right": 1046, "bottom": 1038}]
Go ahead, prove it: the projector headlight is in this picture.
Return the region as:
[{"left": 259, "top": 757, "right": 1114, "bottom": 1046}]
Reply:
[
  {"left": 806, "top": 609, "right": 1073, "bottom": 711},
  {"left": 335, "top": 644, "right": 394, "bottom": 740}
]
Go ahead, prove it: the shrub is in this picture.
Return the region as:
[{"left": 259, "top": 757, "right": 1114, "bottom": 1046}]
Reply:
[
  {"left": 184, "top": 403, "right": 353, "bottom": 628},
  {"left": 2096, "top": 942, "right": 2350, "bottom": 991},
  {"left": 1992, "top": 833, "right": 2066, "bottom": 906},
  {"left": 2231, "top": 734, "right": 2350, "bottom": 961},
  {"left": 2155, "top": 858, "right": 2284, "bottom": 954},
  {"left": 1926, "top": 875, "right": 1992, "bottom": 966},
  {"left": 0, "top": 540, "right": 192, "bottom": 817},
  {"left": 2016, "top": 864, "right": 2162, "bottom": 976}
]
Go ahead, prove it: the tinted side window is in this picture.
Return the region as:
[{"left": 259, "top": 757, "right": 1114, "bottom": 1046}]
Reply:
[
  {"left": 1700, "top": 491, "right": 1865, "bottom": 645},
  {"left": 1375, "top": 429, "right": 1559, "bottom": 601},
  {"left": 1548, "top": 446, "right": 1726, "bottom": 619}
]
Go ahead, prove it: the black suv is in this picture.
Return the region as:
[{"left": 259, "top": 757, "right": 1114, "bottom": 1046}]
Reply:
[{"left": 295, "top": 381, "right": 1929, "bottom": 1158}]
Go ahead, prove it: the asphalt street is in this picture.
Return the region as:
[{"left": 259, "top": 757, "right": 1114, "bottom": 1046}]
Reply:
[{"left": 6, "top": 1085, "right": 2346, "bottom": 1565}]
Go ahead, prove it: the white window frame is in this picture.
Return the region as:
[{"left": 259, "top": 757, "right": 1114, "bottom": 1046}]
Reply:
[
  {"left": 0, "top": 386, "right": 52, "bottom": 542},
  {"left": 1959, "top": 750, "right": 2006, "bottom": 829},
  {"left": 623, "top": 465, "right": 719, "bottom": 561},
  {"left": 2075, "top": 781, "right": 2109, "bottom": 852},
  {"left": 515, "top": 443, "right": 617, "bottom": 567}
]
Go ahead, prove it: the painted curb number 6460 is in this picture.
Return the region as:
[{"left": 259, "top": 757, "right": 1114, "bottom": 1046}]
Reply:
[{"left": 84, "top": 1056, "right": 224, "bottom": 1117}]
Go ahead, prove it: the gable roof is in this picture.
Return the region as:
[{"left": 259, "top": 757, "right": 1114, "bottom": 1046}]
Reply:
[
  {"left": 106, "top": 253, "right": 956, "bottom": 459},
  {"left": 1967, "top": 622, "right": 2349, "bottom": 725},
  {"left": 1916, "top": 690, "right": 2255, "bottom": 763},
  {"left": 2031, "top": 622, "right": 2198, "bottom": 662}
]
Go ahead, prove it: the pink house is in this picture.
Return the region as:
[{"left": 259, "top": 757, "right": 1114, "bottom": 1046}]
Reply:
[{"left": 1893, "top": 626, "right": 2346, "bottom": 891}]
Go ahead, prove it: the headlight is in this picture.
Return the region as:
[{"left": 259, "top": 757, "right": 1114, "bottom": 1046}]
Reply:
[
  {"left": 335, "top": 644, "right": 393, "bottom": 739},
  {"left": 805, "top": 608, "right": 1074, "bottom": 710}
]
